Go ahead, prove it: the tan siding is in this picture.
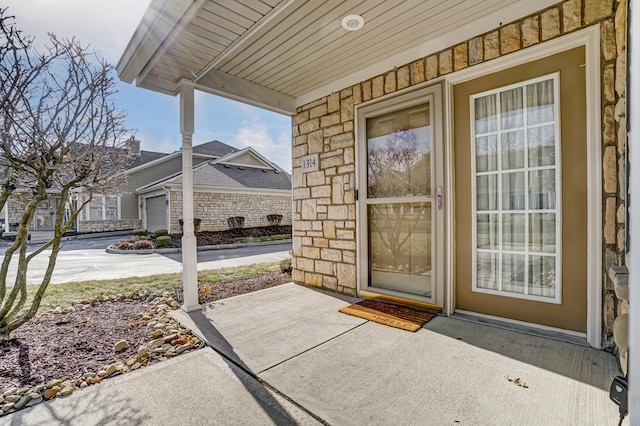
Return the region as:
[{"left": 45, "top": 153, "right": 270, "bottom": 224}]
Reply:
[
  {"left": 121, "top": 156, "right": 209, "bottom": 220},
  {"left": 228, "top": 152, "right": 269, "bottom": 167}
]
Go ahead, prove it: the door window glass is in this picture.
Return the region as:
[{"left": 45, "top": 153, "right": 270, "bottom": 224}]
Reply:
[{"left": 472, "top": 74, "right": 561, "bottom": 303}]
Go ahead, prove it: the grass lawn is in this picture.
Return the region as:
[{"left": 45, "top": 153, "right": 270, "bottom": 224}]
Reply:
[{"left": 23, "top": 262, "right": 281, "bottom": 313}]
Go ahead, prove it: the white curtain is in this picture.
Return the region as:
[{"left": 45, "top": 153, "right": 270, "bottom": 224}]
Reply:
[
  {"left": 473, "top": 78, "right": 557, "bottom": 297},
  {"left": 526, "top": 79, "right": 555, "bottom": 125}
]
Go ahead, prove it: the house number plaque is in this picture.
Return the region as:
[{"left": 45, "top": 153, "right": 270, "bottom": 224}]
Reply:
[{"left": 300, "top": 154, "right": 319, "bottom": 172}]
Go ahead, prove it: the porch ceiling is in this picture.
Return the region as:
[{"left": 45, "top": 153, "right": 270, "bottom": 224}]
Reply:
[{"left": 117, "top": 0, "right": 556, "bottom": 115}]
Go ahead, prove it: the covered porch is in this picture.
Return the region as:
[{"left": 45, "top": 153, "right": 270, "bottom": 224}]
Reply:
[{"left": 117, "top": 0, "right": 639, "bottom": 417}]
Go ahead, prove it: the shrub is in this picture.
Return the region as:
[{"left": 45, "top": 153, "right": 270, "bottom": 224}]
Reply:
[
  {"left": 178, "top": 218, "right": 201, "bottom": 233},
  {"left": 227, "top": 216, "right": 245, "bottom": 229},
  {"left": 266, "top": 214, "right": 283, "bottom": 227},
  {"left": 133, "top": 239, "right": 153, "bottom": 250},
  {"left": 279, "top": 258, "right": 292, "bottom": 273},
  {"left": 133, "top": 228, "right": 148, "bottom": 236},
  {"left": 154, "top": 229, "right": 168, "bottom": 237},
  {"left": 116, "top": 240, "right": 132, "bottom": 250},
  {"left": 156, "top": 235, "right": 172, "bottom": 247}
]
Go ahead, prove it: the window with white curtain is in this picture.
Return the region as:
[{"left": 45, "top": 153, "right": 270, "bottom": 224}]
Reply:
[
  {"left": 84, "top": 196, "right": 120, "bottom": 221},
  {"left": 471, "top": 73, "right": 561, "bottom": 303}
]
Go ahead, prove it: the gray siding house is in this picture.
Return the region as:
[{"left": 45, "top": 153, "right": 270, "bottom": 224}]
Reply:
[
  {"left": 3, "top": 140, "right": 291, "bottom": 236},
  {"left": 137, "top": 147, "right": 292, "bottom": 233}
]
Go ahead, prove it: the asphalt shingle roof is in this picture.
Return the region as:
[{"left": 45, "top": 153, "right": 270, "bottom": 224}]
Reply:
[
  {"left": 126, "top": 150, "right": 168, "bottom": 169},
  {"left": 192, "top": 140, "right": 238, "bottom": 157},
  {"left": 167, "top": 161, "right": 291, "bottom": 190}
]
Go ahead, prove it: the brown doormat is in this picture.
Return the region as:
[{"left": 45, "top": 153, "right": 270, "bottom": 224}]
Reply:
[{"left": 339, "top": 299, "right": 436, "bottom": 332}]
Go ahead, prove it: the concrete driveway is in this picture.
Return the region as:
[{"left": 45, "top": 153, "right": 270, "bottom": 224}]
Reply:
[{"left": 0, "top": 236, "right": 291, "bottom": 284}]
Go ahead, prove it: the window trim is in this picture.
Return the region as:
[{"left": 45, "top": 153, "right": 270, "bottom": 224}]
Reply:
[
  {"left": 84, "top": 195, "right": 121, "bottom": 221},
  {"left": 469, "top": 72, "right": 563, "bottom": 304}
]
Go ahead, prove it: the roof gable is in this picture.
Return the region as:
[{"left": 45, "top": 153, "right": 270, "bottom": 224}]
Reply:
[{"left": 213, "top": 147, "right": 274, "bottom": 169}]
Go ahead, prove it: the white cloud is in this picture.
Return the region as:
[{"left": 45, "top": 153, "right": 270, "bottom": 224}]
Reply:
[
  {"left": 4, "top": 0, "right": 151, "bottom": 63},
  {"left": 231, "top": 118, "right": 292, "bottom": 172}
]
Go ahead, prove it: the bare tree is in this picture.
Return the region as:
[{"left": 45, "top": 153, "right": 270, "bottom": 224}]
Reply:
[{"left": 0, "top": 8, "right": 132, "bottom": 339}]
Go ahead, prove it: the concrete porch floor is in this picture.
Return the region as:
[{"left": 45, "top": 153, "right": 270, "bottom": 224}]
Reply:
[
  {"left": 6, "top": 283, "right": 627, "bottom": 425},
  {"left": 173, "top": 283, "right": 625, "bottom": 425}
]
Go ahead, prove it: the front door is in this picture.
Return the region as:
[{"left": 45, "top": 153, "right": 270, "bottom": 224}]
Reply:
[
  {"left": 453, "top": 47, "right": 588, "bottom": 333},
  {"left": 357, "top": 84, "right": 444, "bottom": 308}
]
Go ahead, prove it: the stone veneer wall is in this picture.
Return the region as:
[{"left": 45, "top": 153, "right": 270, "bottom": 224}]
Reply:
[
  {"left": 292, "top": 0, "right": 627, "bottom": 337},
  {"left": 169, "top": 191, "right": 292, "bottom": 232},
  {"left": 6, "top": 197, "right": 142, "bottom": 234},
  {"left": 77, "top": 219, "right": 142, "bottom": 233}
]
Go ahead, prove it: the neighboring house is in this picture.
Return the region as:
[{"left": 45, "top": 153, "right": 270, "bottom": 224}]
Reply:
[
  {"left": 2, "top": 139, "right": 291, "bottom": 235},
  {"left": 117, "top": 0, "right": 635, "bottom": 383},
  {"left": 136, "top": 146, "right": 292, "bottom": 233}
]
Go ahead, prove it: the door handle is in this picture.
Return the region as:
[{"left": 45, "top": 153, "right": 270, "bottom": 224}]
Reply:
[{"left": 425, "top": 187, "right": 443, "bottom": 210}]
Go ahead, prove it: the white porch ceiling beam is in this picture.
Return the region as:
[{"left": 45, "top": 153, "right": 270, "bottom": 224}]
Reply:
[
  {"left": 136, "top": 0, "right": 209, "bottom": 86},
  {"left": 117, "top": 0, "right": 196, "bottom": 83},
  {"left": 195, "top": 68, "right": 296, "bottom": 115}
]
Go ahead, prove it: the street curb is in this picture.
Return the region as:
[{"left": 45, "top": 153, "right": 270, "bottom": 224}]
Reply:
[{"left": 105, "top": 239, "right": 292, "bottom": 255}]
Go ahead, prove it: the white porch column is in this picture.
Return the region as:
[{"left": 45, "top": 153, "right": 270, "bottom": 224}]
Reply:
[
  {"left": 629, "top": 0, "right": 639, "bottom": 418},
  {"left": 179, "top": 81, "right": 201, "bottom": 312}
]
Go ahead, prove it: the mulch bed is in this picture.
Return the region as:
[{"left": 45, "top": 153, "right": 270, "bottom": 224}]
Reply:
[
  {"left": 198, "top": 271, "right": 292, "bottom": 303},
  {"left": 174, "top": 225, "right": 292, "bottom": 247},
  {"left": 0, "top": 300, "right": 153, "bottom": 391},
  {"left": 0, "top": 271, "right": 293, "bottom": 395},
  {"left": 113, "top": 225, "right": 292, "bottom": 250}
]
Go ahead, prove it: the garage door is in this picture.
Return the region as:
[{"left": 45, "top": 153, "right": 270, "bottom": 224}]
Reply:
[{"left": 146, "top": 195, "right": 167, "bottom": 232}]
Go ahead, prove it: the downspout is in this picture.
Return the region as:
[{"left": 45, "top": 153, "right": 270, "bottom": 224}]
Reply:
[{"left": 162, "top": 185, "right": 170, "bottom": 234}]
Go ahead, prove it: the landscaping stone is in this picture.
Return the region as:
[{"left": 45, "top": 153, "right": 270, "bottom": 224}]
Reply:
[
  {"left": 2, "top": 389, "right": 16, "bottom": 397},
  {"left": 46, "top": 379, "right": 64, "bottom": 389},
  {"left": 43, "top": 389, "right": 58, "bottom": 400},
  {"left": 175, "top": 343, "right": 192, "bottom": 355},
  {"left": 60, "top": 387, "right": 74, "bottom": 397},
  {"left": 114, "top": 340, "right": 129, "bottom": 352},
  {"left": 14, "top": 395, "right": 31, "bottom": 410},
  {"left": 138, "top": 345, "right": 150, "bottom": 357},
  {"left": 150, "top": 338, "right": 165, "bottom": 348},
  {"left": 104, "top": 364, "right": 118, "bottom": 377}
]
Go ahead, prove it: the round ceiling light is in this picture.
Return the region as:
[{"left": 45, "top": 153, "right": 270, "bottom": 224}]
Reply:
[{"left": 341, "top": 14, "right": 365, "bottom": 31}]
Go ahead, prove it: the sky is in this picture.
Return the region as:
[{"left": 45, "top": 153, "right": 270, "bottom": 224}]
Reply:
[{"left": 3, "top": 0, "right": 293, "bottom": 171}]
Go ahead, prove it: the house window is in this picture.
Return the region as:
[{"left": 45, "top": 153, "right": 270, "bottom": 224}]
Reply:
[
  {"left": 85, "top": 196, "right": 120, "bottom": 221},
  {"left": 471, "top": 73, "right": 561, "bottom": 303},
  {"left": 105, "top": 197, "right": 118, "bottom": 220},
  {"left": 88, "top": 198, "right": 103, "bottom": 221}
]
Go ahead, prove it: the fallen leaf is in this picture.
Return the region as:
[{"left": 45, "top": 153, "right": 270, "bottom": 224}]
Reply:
[{"left": 505, "top": 376, "right": 529, "bottom": 388}]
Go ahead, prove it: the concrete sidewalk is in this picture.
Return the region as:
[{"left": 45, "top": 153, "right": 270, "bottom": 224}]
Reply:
[
  {"left": 5, "top": 283, "right": 627, "bottom": 425},
  {"left": 4, "top": 245, "right": 290, "bottom": 284}
]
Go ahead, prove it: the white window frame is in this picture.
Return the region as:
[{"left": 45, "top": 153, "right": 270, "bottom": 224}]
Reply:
[
  {"left": 470, "top": 73, "right": 562, "bottom": 304},
  {"left": 84, "top": 195, "right": 121, "bottom": 221}
]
